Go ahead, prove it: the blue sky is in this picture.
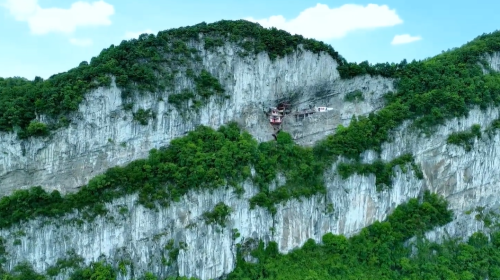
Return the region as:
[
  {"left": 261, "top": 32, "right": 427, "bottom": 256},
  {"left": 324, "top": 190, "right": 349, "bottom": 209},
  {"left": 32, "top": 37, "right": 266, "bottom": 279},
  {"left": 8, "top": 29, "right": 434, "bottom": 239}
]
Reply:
[{"left": 0, "top": 0, "right": 499, "bottom": 80}]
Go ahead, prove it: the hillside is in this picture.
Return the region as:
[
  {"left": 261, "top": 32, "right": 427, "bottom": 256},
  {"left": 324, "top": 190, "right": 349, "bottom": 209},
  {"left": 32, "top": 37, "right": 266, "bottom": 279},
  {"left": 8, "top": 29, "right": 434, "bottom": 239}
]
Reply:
[
  {"left": 1, "top": 20, "right": 500, "bottom": 279},
  {"left": 0, "top": 20, "right": 342, "bottom": 137}
]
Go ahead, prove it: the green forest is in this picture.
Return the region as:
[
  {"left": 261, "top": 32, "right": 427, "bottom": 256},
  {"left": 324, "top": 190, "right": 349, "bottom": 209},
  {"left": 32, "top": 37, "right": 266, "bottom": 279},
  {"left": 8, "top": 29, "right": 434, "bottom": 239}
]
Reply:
[{"left": 2, "top": 20, "right": 500, "bottom": 279}]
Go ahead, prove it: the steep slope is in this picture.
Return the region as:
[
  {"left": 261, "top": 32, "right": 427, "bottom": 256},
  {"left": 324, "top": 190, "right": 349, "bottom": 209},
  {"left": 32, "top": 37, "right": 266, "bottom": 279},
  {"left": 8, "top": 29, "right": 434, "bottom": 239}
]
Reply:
[{"left": 2, "top": 20, "right": 500, "bottom": 280}]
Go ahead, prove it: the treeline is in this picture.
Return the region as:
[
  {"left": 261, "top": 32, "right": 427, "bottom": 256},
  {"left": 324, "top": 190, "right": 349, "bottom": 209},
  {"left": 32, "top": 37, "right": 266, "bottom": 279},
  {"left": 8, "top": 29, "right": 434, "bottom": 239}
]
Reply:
[
  {"left": 0, "top": 261, "right": 197, "bottom": 280},
  {"left": 338, "top": 31, "right": 500, "bottom": 79},
  {"left": 165, "top": 20, "right": 343, "bottom": 61}
]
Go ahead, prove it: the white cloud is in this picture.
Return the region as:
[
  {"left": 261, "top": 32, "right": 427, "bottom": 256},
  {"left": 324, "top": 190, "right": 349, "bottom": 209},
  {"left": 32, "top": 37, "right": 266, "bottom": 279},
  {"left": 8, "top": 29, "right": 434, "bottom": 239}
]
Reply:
[
  {"left": 245, "top": 3, "right": 403, "bottom": 40},
  {"left": 69, "top": 38, "right": 93, "bottom": 47},
  {"left": 3, "top": 0, "right": 114, "bottom": 35},
  {"left": 124, "top": 29, "right": 154, "bottom": 40},
  {"left": 1, "top": 0, "right": 38, "bottom": 21},
  {"left": 391, "top": 34, "right": 422, "bottom": 45}
]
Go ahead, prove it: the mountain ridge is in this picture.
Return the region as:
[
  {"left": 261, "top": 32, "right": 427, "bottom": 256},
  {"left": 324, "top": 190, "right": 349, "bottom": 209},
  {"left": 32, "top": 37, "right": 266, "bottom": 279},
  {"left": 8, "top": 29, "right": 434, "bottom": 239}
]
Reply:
[{"left": 1, "top": 20, "right": 500, "bottom": 280}]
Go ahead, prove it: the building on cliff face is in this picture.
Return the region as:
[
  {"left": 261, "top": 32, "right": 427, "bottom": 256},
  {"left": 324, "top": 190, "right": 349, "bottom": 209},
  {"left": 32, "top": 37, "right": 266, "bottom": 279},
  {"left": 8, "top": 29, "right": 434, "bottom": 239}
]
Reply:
[{"left": 2, "top": 25, "right": 500, "bottom": 279}]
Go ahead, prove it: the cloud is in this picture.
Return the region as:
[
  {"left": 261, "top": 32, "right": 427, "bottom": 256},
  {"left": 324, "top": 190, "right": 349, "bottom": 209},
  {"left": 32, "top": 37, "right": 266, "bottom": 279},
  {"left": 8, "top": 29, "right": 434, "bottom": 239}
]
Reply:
[
  {"left": 1, "top": 0, "right": 38, "bottom": 21},
  {"left": 245, "top": 3, "right": 403, "bottom": 40},
  {"left": 124, "top": 29, "right": 154, "bottom": 40},
  {"left": 391, "top": 34, "right": 422, "bottom": 45},
  {"left": 2, "top": 0, "right": 114, "bottom": 35},
  {"left": 69, "top": 38, "right": 93, "bottom": 47}
]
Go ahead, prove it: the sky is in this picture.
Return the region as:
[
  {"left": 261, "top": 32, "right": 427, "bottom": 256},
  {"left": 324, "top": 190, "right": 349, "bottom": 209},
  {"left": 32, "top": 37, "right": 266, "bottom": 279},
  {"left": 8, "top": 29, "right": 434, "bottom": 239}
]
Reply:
[{"left": 0, "top": 0, "right": 499, "bottom": 80}]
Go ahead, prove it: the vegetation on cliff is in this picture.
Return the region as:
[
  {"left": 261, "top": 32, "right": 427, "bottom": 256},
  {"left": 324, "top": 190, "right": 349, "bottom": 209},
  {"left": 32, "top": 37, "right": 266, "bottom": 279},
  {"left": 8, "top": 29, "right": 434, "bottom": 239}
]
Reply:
[
  {"left": 337, "top": 153, "right": 423, "bottom": 191},
  {"left": 447, "top": 124, "right": 482, "bottom": 151},
  {"left": 0, "top": 20, "right": 342, "bottom": 137}
]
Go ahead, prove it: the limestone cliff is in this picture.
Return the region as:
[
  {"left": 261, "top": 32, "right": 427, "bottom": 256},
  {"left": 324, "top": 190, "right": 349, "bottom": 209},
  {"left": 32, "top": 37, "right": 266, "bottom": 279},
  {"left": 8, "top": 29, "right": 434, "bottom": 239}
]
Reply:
[
  {"left": 0, "top": 41, "right": 392, "bottom": 196},
  {"left": 1, "top": 28, "right": 500, "bottom": 280},
  {"left": 3, "top": 104, "right": 500, "bottom": 280}
]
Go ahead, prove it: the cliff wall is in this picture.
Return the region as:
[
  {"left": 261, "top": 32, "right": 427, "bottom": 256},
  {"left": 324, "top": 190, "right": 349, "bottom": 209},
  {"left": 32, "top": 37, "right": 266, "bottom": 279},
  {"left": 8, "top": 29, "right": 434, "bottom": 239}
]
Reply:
[
  {"left": 0, "top": 42, "right": 392, "bottom": 196},
  {"left": 1, "top": 45, "right": 499, "bottom": 280}
]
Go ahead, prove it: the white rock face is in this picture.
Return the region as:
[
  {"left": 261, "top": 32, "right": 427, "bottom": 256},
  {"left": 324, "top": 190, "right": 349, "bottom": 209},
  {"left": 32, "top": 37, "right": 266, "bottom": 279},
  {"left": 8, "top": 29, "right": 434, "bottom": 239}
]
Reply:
[
  {"left": 285, "top": 75, "right": 393, "bottom": 146},
  {"left": 485, "top": 53, "right": 500, "bottom": 72},
  {"left": 1, "top": 44, "right": 500, "bottom": 280}
]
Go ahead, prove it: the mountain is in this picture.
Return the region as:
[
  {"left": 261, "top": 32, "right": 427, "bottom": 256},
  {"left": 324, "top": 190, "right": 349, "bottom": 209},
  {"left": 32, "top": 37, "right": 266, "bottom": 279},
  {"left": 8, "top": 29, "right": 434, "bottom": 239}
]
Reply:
[{"left": 1, "top": 20, "right": 500, "bottom": 279}]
